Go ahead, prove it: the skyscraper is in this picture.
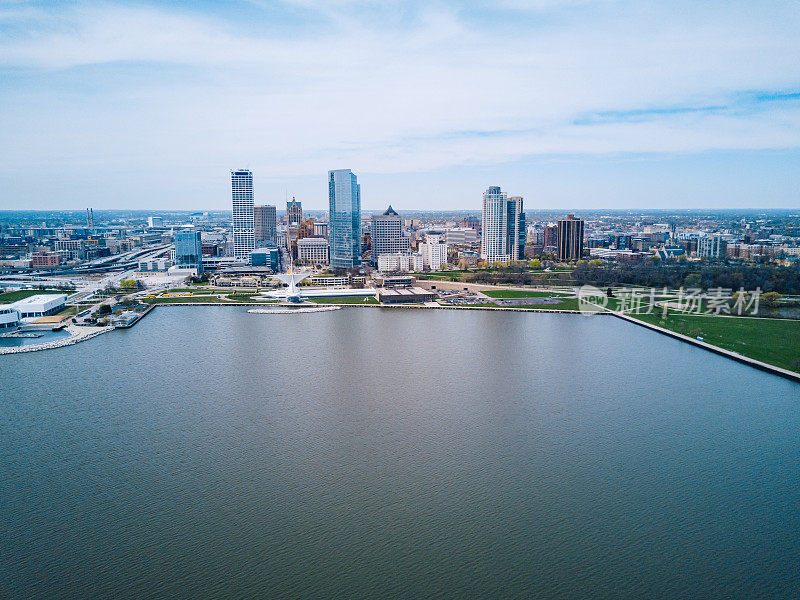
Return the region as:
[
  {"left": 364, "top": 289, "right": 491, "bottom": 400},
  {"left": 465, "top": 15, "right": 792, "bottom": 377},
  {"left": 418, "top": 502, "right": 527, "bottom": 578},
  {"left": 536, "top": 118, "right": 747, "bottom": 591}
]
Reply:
[
  {"left": 254, "top": 204, "right": 277, "bottom": 247},
  {"left": 507, "top": 196, "right": 526, "bottom": 262},
  {"left": 287, "top": 197, "right": 302, "bottom": 225},
  {"left": 370, "top": 205, "right": 408, "bottom": 264},
  {"left": 174, "top": 229, "right": 203, "bottom": 274},
  {"left": 328, "top": 169, "right": 361, "bottom": 269},
  {"left": 481, "top": 186, "right": 524, "bottom": 264},
  {"left": 231, "top": 169, "right": 255, "bottom": 260},
  {"left": 557, "top": 214, "right": 584, "bottom": 261}
]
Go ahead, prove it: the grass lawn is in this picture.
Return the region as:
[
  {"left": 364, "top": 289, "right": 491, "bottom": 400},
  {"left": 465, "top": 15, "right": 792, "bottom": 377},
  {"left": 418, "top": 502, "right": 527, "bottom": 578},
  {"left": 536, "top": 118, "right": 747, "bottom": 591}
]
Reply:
[
  {"left": 307, "top": 296, "right": 379, "bottom": 304},
  {"left": 521, "top": 297, "right": 582, "bottom": 311},
  {"left": 147, "top": 296, "right": 223, "bottom": 304},
  {"left": 226, "top": 293, "right": 273, "bottom": 302},
  {"left": 481, "top": 289, "right": 569, "bottom": 298},
  {"left": 633, "top": 312, "right": 800, "bottom": 373},
  {"left": 437, "top": 298, "right": 581, "bottom": 311},
  {"left": 0, "top": 289, "right": 67, "bottom": 303}
]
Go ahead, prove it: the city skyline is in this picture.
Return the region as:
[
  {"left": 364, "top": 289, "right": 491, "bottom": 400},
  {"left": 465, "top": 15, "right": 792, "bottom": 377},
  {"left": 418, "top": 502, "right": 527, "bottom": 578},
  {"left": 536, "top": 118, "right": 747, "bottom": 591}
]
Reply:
[{"left": 1, "top": 1, "right": 799, "bottom": 210}]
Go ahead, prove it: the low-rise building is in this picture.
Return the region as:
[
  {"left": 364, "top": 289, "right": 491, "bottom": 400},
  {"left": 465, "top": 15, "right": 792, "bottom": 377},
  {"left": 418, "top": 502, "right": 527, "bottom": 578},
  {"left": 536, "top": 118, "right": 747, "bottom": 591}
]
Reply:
[
  {"left": 297, "top": 237, "right": 329, "bottom": 265},
  {"left": 11, "top": 294, "right": 67, "bottom": 321},
  {"left": 250, "top": 247, "right": 280, "bottom": 270},
  {"left": 31, "top": 252, "right": 60, "bottom": 268},
  {"left": 138, "top": 257, "right": 172, "bottom": 272},
  {"left": 377, "top": 287, "right": 436, "bottom": 303},
  {"left": 377, "top": 252, "right": 423, "bottom": 273},
  {"left": 0, "top": 305, "right": 20, "bottom": 330},
  {"left": 307, "top": 275, "right": 365, "bottom": 288}
]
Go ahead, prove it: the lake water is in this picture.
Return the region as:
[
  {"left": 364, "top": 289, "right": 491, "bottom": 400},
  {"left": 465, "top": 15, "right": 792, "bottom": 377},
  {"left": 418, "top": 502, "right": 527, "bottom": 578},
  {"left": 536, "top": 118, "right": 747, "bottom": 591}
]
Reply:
[
  {"left": 0, "top": 328, "right": 70, "bottom": 348},
  {"left": 1, "top": 306, "right": 798, "bottom": 599}
]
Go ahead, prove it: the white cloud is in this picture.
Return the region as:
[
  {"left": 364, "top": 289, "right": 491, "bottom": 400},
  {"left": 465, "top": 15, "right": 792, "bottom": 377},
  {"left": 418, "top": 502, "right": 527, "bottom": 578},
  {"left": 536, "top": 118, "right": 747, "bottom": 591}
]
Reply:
[{"left": 0, "top": 0, "right": 798, "bottom": 207}]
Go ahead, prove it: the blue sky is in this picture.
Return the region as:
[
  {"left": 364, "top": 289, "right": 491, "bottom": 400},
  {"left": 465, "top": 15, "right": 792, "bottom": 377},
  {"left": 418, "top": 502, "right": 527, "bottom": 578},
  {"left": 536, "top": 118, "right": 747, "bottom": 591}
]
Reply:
[{"left": 1, "top": 0, "right": 798, "bottom": 210}]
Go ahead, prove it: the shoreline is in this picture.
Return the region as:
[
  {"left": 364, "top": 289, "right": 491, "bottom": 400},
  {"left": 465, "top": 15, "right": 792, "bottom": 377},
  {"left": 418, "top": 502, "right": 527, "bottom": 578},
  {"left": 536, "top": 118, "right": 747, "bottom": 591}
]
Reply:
[
  {"left": 0, "top": 323, "right": 113, "bottom": 355},
  {"left": 611, "top": 312, "right": 800, "bottom": 384}
]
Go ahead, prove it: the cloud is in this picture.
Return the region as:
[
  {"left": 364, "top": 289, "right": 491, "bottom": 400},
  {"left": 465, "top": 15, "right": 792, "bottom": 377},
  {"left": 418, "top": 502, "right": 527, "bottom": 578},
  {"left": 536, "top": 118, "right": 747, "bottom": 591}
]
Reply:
[{"left": 0, "top": 0, "right": 798, "bottom": 207}]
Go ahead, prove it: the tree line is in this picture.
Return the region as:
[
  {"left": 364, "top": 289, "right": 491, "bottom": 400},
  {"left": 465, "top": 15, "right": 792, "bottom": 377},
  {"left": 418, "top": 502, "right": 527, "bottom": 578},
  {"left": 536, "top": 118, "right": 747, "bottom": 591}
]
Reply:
[{"left": 571, "top": 262, "right": 800, "bottom": 294}]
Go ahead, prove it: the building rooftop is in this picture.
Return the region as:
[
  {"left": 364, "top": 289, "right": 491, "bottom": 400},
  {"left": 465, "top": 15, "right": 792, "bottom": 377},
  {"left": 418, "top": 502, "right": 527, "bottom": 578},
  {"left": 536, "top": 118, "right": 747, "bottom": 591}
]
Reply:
[{"left": 11, "top": 294, "right": 67, "bottom": 307}]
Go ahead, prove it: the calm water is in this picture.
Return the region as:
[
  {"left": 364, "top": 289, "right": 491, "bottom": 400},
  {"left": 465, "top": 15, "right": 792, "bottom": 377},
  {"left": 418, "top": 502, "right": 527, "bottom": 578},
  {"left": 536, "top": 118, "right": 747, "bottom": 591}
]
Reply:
[
  {"left": 1, "top": 307, "right": 799, "bottom": 599},
  {"left": 0, "top": 328, "right": 70, "bottom": 348}
]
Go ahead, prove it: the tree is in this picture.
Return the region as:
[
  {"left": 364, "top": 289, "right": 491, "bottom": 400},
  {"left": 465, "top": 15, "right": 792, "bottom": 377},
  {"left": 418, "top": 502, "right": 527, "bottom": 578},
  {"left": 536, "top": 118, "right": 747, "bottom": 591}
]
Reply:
[
  {"left": 529, "top": 259, "right": 542, "bottom": 269},
  {"left": 96, "top": 304, "right": 111, "bottom": 316},
  {"left": 762, "top": 291, "right": 782, "bottom": 308}
]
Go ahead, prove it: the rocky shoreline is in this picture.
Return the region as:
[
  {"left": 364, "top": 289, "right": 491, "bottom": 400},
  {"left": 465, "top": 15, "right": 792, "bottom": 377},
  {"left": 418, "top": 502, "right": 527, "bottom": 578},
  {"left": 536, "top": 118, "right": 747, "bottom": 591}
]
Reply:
[{"left": 0, "top": 325, "right": 113, "bottom": 355}]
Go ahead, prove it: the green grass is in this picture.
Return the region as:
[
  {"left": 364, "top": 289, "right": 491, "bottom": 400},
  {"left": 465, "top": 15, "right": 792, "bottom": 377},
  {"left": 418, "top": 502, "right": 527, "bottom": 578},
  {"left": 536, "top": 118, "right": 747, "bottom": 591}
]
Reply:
[
  {"left": 147, "top": 296, "right": 223, "bottom": 304},
  {"left": 448, "top": 302, "right": 502, "bottom": 308},
  {"left": 521, "top": 297, "right": 582, "bottom": 311},
  {"left": 481, "top": 289, "right": 569, "bottom": 298},
  {"left": 307, "top": 296, "right": 379, "bottom": 304},
  {"left": 437, "top": 298, "right": 581, "bottom": 311},
  {"left": 226, "top": 293, "right": 272, "bottom": 302},
  {"left": 0, "top": 289, "right": 66, "bottom": 303},
  {"left": 633, "top": 312, "right": 800, "bottom": 373}
]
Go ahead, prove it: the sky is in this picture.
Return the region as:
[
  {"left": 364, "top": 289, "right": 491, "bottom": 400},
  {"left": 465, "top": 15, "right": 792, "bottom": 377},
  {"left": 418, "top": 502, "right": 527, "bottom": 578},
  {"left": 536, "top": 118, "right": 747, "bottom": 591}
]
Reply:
[{"left": 1, "top": 0, "right": 799, "bottom": 211}]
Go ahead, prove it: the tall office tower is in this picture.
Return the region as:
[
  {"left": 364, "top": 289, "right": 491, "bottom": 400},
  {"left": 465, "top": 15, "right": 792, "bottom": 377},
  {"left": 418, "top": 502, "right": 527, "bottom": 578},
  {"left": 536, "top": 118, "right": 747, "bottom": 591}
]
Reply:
[
  {"left": 231, "top": 169, "right": 255, "bottom": 260},
  {"left": 481, "top": 187, "right": 524, "bottom": 264},
  {"left": 328, "top": 169, "right": 361, "bottom": 269},
  {"left": 507, "top": 196, "right": 525, "bottom": 261},
  {"left": 557, "top": 214, "right": 585, "bottom": 261},
  {"left": 254, "top": 205, "right": 277, "bottom": 247},
  {"left": 287, "top": 197, "right": 302, "bottom": 225},
  {"left": 370, "top": 205, "right": 408, "bottom": 264},
  {"left": 174, "top": 229, "right": 204, "bottom": 274}
]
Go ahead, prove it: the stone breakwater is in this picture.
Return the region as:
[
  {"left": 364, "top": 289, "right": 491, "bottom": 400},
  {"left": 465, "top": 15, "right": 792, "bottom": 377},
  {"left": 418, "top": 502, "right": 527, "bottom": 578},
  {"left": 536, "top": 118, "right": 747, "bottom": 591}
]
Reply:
[
  {"left": 247, "top": 306, "right": 342, "bottom": 314},
  {"left": 0, "top": 326, "right": 113, "bottom": 355}
]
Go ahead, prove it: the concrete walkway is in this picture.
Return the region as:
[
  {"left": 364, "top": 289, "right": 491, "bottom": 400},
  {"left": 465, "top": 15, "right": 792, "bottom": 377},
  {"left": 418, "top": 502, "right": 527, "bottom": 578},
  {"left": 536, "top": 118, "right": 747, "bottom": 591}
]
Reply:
[{"left": 613, "top": 312, "right": 800, "bottom": 383}]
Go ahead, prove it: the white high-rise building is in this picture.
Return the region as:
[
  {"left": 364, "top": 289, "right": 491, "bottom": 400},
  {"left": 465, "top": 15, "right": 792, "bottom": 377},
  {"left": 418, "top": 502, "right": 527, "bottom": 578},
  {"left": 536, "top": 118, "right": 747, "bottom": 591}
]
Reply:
[
  {"left": 231, "top": 169, "right": 255, "bottom": 260},
  {"left": 419, "top": 234, "right": 448, "bottom": 270},
  {"left": 481, "top": 186, "right": 524, "bottom": 264},
  {"left": 481, "top": 186, "right": 509, "bottom": 264}
]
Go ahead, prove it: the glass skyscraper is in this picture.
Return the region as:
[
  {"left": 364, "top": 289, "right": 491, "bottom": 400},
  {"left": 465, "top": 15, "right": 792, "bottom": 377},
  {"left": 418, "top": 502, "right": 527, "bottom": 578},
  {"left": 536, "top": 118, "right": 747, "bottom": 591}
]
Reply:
[
  {"left": 481, "top": 186, "right": 524, "bottom": 264},
  {"left": 174, "top": 229, "right": 203, "bottom": 274},
  {"left": 328, "top": 169, "right": 361, "bottom": 269}
]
